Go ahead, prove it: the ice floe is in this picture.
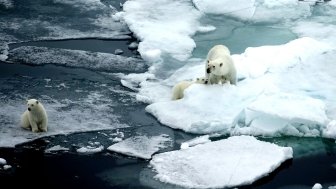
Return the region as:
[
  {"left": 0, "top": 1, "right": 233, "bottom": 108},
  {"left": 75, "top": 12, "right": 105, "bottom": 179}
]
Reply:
[
  {"left": 121, "top": 0, "right": 203, "bottom": 62},
  {"left": 0, "top": 158, "right": 6, "bottom": 165},
  {"left": 137, "top": 37, "right": 336, "bottom": 138},
  {"left": 180, "top": 135, "right": 210, "bottom": 149},
  {"left": 7, "top": 46, "right": 147, "bottom": 73},
  {"left": 107, "top": 134, "right": 172, "bottom": 159},
  {"left": 45, "top": 145, "right": 70, "bottom": 153},
  {"left": 150, "top": 136, "right": 293, "bottom": 188}
]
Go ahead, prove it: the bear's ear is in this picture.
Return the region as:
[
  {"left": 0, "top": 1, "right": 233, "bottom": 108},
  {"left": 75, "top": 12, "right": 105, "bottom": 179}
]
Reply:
[
  {"left": 220, "top": 63, "right": 223, "bottom": 67},
  {"left": 36, "top": 100, "right": 39, "bottom": 104}
]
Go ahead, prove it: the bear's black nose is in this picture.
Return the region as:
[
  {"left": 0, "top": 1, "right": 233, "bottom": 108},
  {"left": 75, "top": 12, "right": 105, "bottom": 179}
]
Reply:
[
  {"left": 206, "top": 68, "right": 211, "bottom": 73},
  {"left": 28, "top": 108, "right": 31, "bottom": 111}
]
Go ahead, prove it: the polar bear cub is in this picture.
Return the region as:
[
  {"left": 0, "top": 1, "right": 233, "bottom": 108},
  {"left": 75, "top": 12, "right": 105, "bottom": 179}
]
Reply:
[
  {"left": 171, "top": 77, "right": 207, "bottom": 100},
  {"left": 21, "top": 99, "right": 48, "bottom": 132},
  {"left": 205, "top": 45, "right": 237, "bottom": 85}
]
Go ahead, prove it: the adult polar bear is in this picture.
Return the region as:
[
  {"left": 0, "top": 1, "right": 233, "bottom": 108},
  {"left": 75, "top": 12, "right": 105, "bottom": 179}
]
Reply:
[
  {"left": 205, "top": 45, "right": 237, "bottom": 85},
  {"left": 21, "top": 99, "right": 48, "bottom": 132}
]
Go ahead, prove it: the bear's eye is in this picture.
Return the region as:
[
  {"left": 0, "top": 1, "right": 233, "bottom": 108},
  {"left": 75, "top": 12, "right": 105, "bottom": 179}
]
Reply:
[
  {"left": 212, "top": 65, "right": 215, "bottom": 68},
  {"left": 220, "top": 63, "right": 223, "bottom": 67},
  {"left": 31, "top": 104, "right": 34, "bottom": 107}
]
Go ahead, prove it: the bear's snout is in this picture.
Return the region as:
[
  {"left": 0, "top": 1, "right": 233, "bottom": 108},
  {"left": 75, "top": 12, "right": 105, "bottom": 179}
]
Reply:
[
  {"left": 28, "top": 108, "right": 31, "bottom": 111},
  {"left": 206, "top": 68, "right": 211, "bottom": 74}
]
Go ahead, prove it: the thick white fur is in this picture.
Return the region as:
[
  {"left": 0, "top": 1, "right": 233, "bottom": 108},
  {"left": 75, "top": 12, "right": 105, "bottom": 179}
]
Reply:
[
  {"left": 205, "top": 45, "right": 237, "bottom": 85},
  {"left": 171, "top": 77, "right": 207, "bottom": 100},
  {"left": 21, "top": 99, "right": 48, "bottom": 132}
]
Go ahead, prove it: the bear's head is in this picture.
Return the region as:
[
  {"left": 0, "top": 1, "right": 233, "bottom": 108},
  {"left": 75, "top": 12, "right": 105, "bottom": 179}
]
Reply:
[
  {"left": 27, "top": 99, "right": 40, "bottom": 112},
  {"left": 195, "top": 77, "right": 208, "bottom": 84},
  {"left": 206, "top": 59, "right": 230, "bottom": 76}
]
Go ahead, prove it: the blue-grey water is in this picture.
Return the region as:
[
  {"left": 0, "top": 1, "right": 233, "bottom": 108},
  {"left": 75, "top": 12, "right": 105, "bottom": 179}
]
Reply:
[{"left": 1, "top": 0, "right": 336, "bottom": 189}]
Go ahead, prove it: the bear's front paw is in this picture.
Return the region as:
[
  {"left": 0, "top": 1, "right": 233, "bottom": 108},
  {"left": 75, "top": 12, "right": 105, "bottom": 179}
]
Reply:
[
  {"left": 40, "top": 128, "right": 47, "bottom": 132},
  {"left": 32, "top": 128, "right": 39, "bottom": 133}
]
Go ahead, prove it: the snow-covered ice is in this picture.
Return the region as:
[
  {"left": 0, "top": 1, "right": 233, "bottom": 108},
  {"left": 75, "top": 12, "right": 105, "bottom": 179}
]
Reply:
[
  {"left": 107, "top": 134, "right": 172, "bottom": 159},
  {"left": 3, "top": 165, "right": 12, "bottom": 170},
  {"left": 8, "top": 46, "right": 147, "bottom": 73},
  {"left": 150, "top": 136, "right": 293, "bottom": 188},
  {"left": 180, "top": 135, "right": 210, "bottom": 149},
  {"left": 121, "top": 0, "right": 203, "bottom": 62},
  {"left": 77, "top": 145, "right": 104, "bottom": 154},
  {"left": 140, "top": 37, "right": 336, "bottom": 138},
  {"left": 323, "top": 120, "right": 336, "bottom": 139}
]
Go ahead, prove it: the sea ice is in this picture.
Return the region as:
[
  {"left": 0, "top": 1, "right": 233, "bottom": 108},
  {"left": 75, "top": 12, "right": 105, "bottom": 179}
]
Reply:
[
  {"left": 77, "top": 145, "right": 104, "bottom": 154},
  {"left": 150, "top": 136, "right": 293, "bottom": 188},
  {"left": 107, "top": 134, "right": 172, "bottom": 159},
  {"left": 121, "top": 0, "right": 203, "bottom": 62},
  {"left": 313, "top": 183, "right": 323, "bottom": 189},
  {"left": 143, "top": 37, "right": 335, "bottom": 138},
  {"left": 45, "top": 145, "right": 70, "bottom": 153},
  {"left": 8, "top": 46, "right": 147, "bottom": 73},
  {"left": 180, "top": 135, "right": 210, "bottom": 149}
]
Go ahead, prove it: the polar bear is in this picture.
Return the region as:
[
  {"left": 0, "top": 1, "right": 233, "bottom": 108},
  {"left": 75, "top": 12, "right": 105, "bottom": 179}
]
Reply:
[
  {"left": 21, "top": 99, "right": 48, "bottom": 132},
  {"left": 171, "top": 77, "right": 207, "bottom": 100},
  {"left": 205, "top": 45, "right": 237, "bottom": 85}
]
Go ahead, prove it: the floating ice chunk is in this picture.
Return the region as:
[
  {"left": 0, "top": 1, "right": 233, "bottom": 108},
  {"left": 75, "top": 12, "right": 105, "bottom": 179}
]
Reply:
[
  {"left": 114, "top": 49, "right": 124, "bottom": 55},
  {"left": 3, "top": 165, "right": 12, "bottom": 170},
  {"left": 77, "top": 145, "right": 104, "bottom": 154},
  {"left": 128, "top": 42, "right": 138, "bottom": 50},
  {"left": 8, "top": 46, "right": 147, "bottom": 73},
  {"left": 313, "top": 183, "right": 323, "bottom": 189},
  {"left": 180, "top": 135, "right": 210, "bottom": 149},
  {"left": 107, "top": 134, "right": 172, "bottom": 159},
  {"left": 0, "top": 158, "right": 6, "bottom": 165},
  {"left": 122, "top": 0, "right": 202, "bottom": 62},
  {"left": 45, "top": 145, "right": 70, "bottom": 153},
  {"left": 193, "top": 0, "right": 256, "bottom": 20},
  {"left": 150, "top": 136, "right": 293, "bottom": 189},
  {"left": 244, "top": 92, "right": 328, "bottom": 137},
  {"left": 329, "top": 185, "right": 336, "bottom": 189},
  {"left": 323, "top": 120, "right": 336, "bottom": 139}
]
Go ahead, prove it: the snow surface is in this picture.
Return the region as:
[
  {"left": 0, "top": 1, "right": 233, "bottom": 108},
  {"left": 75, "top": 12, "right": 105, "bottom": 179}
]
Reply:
[
  {"left": 8, "top": 46, "right": 147, "bottom": 73},
  {"left": 323, "top": 120, "right": 336, "bottom": 139},
  {"left": 77, "top": 145, "right": 104, "bottom": 154},
  {"left": 150, "top": 136, "right": 293, "bottom": 188},
  {"left": 0, "top": 0, "right": 13, "bottom": 9},
  {"left": 3, "top": 165, "right": 11, "bottom": 170},
  {"left": 121, "top": 0, "right": 203, "bottom": 62},
  {"left": 180, "top": 135, "right": 210, "bottom": 149},
  {"left": 193, "top": 0, "right": 312, "bottom": 22},
  {"left": 107, "top": 134, "right": 172, "bottom": 159},
  {"left": 0, "top": 42, "right": 8, "bottom": 61}
]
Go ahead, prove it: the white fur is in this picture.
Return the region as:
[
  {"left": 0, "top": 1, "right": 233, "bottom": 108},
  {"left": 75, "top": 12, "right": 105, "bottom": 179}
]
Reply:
[
  {"left": 21, "top": 99, "right": 48, "bottom": 132},
  {"left": 205, "top": 45, "right": 237, "bottom": 85},
  {"left": 171, "top": 77, "right": 207, "bottom": 100}
]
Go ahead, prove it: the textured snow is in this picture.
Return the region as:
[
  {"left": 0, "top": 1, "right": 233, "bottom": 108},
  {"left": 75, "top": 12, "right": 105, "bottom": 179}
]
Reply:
[
  {"left": 193, "top": 0, "right": 312, "bottom": 22},
  {"left": 0, "top": 0, "right": 13, "bottom": 9},
  {"left": 8, "top": 46, "right": 147, "bottom": 73},
  {"left": 0, "top": 42, "right": 8, "bottom": 61},
  {"left": 107, "top": 134, "right": 172, "bottom": 159},
  {"left": 121, "top": 0, "right": 203, "bottom": 62},
  {"left": 323, "top": 120, "right": 336, "bottom": 139},
  {"left": 180, "top": 135, "right": 210, "bottom": 149},
  {"left": 150, "top": 136, "right": 293, "bottom": 188}
]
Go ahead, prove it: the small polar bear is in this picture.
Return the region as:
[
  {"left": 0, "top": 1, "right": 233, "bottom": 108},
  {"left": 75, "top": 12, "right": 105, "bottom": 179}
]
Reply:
[
  {"left": 171, "top": 77, "right": 207, "bottom": 100},
  {"left": 21, "top": 99, "right": 48, "bottom": 133},
  {"left": 205, "top": 45, "right": 237, "bottom": 85}
]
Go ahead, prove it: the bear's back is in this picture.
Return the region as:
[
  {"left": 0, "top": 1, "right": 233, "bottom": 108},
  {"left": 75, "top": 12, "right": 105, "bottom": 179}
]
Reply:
[{"left": 207, "top": 45, "right": 230, "bottom": 61}]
